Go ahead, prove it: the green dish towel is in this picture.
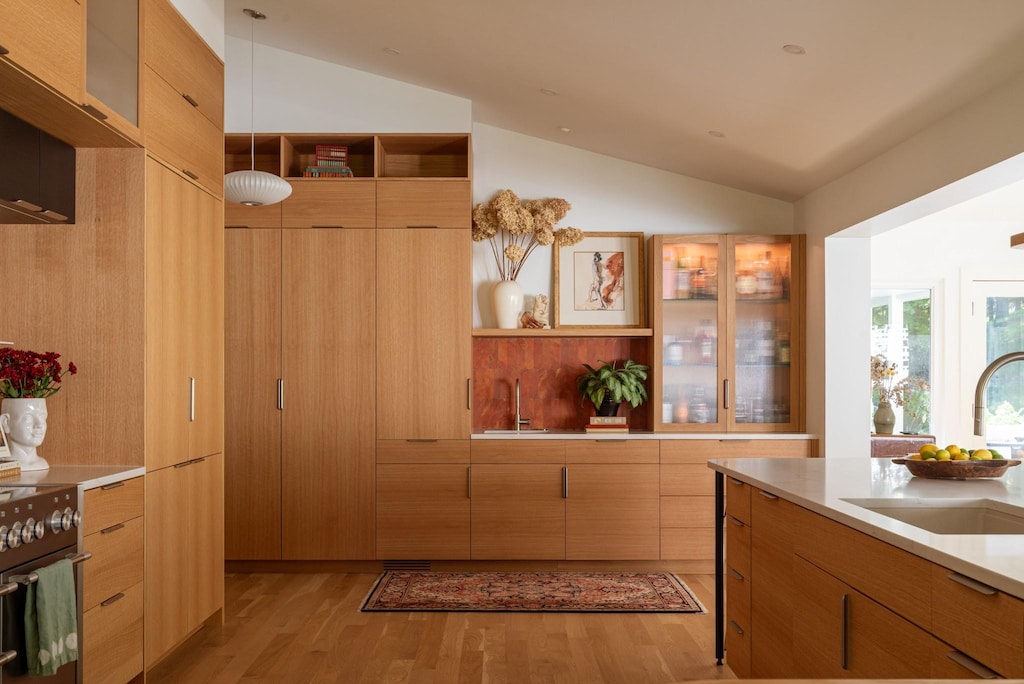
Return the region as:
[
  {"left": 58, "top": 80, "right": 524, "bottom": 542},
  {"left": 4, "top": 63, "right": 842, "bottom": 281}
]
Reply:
[{"left": 24, "top": 558, "right": 78, "bottom": 676}]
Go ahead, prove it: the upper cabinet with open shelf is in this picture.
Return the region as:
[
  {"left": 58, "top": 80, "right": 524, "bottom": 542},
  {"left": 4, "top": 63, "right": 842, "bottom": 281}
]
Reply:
[{"left": 224, "top": 133, "right": 471, "bottom": 180}]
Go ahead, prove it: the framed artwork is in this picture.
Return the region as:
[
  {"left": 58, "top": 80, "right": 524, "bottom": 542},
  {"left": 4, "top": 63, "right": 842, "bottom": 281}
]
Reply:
[
  {"left": 553, "top": 231, "right": 646, "bottom": 328},
  {"left": 0, "top": 429, "right": 9, "bottom": 461}
]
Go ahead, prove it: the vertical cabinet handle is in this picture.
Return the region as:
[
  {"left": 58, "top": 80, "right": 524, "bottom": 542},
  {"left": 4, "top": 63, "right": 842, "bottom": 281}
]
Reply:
[
  {"left": 467, "top": 466, "right": 471, "bottom": 499},
  {"left": 840, "top": 593, "right": 849, "bottom": 670},
  {"left": 277, "top": 379, "right": 284, "bottom": 410},
  {"left": 188, "top": 377, "right": 195, "bottom": 422},
  {"left": 466, "top": 378, "right": 472, "bottom": 410},
  {"left": 562, "top": 467, "right": 568, "bottom": 499},
  {"left": 723, "top": 379, "right": 730, "bottom": 409}
]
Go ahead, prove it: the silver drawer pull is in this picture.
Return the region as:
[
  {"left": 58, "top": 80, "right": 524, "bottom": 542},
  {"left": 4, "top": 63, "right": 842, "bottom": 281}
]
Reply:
[
  {"left": 948, "top": 572, "right": 997, "bottom": 596},
  {"left": 728, "top": 620, "right": 744, "bottom": 636},
  {"left": 758, "top": 491, "right": 779, "bottom": 500},
  {"left": 946, "top": 651, "right": 999, "bottom": 679},
  {"left": 727, "top": 477, "right": 745, "bottom": 486},
  {"left": 728, "top": 516, "right": 745, "bottom": 527},
  {"left": 100, "top": 481, "right": 125, "bottom": 491},
  {"left": 728, "top": 567, "right": 744, "bottom": 581},
  {"left": 100, "top": 592, "right": 126, "bottom": 607},
  {"left": 100, "top": 523, "right": 126, "bottom": 535}
]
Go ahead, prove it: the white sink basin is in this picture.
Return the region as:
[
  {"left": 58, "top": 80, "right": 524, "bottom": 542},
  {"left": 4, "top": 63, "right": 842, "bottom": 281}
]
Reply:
[
  {"left": 842, "top": 498, "right": 1024, "bottom": 535},
  {"left": 482, "top": 428, "right": 550, "bottom": 434}
]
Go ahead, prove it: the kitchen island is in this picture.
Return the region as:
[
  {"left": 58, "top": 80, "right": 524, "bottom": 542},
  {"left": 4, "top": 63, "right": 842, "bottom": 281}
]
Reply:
[{"left": 708, "top": 456, "right": 1024, "bottom": 680}]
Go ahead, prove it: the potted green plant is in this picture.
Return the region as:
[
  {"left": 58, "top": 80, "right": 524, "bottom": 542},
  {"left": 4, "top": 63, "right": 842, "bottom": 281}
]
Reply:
[{"left": 576, "top": 359, "right": 649, "bottom": 416}]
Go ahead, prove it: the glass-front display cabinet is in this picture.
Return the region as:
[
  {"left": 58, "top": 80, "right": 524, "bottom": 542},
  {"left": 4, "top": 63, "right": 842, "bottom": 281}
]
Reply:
[{"left": 648, "top": 234, "right": 804, "bottom": 432}]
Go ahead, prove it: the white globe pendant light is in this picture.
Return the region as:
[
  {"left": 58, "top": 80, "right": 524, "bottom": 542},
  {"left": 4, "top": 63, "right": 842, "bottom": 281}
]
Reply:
[{"left": 224, "top": 9, "right": 291, "bottom": 206}]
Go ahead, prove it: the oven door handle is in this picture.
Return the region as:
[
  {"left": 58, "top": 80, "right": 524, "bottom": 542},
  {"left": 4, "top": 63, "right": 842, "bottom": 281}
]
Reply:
[
  {"left": 0, "top": 580, "right": 18, "bottom": 596},
  {"left": 9, "top": 551, "right": 91, "bottom": 586},
  {"left": 0, "top": 650, "right": 17, "bottom": 667}
]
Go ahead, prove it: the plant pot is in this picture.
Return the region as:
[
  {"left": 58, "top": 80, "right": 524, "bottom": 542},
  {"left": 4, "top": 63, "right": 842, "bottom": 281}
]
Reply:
[
  {"left": 0, "top": 397, "right": 50, "bottom": 470},
  {"left": 873, "top": 399, "right": 896, "bottom": 435},
  {"left": 596, "top": 397, "right": 621, "bottom": 417},
  {"left": 492, "top": 279, "right": 524, "bottom": 329}
]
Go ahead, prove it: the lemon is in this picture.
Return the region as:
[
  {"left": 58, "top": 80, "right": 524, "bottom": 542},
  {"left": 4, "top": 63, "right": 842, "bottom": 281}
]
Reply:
[
  {"left": 908, "top": 453, "right": 923, "bottom": 460},
  {"left": 970, "top": 449, "right": 993, "bottom": 461},
  {"left": 919, "top": 444, "right": 938, "bottom": 456},
  {"left": 945, "top": 444, "right": 961, "bottom": 456},
  {"left": 935, "top": 449, "right": 952, "bottom": 461},
  {"left": 952, "top": 451, "right": 970, "bottom": 461},
  {"left": 925, "top": 450, "right": 944, "bottom": 460}
]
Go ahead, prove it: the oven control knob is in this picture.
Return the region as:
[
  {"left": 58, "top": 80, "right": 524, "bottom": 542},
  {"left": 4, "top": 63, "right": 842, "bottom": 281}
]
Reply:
[
  {"left": 0, "top": 526, "right": 8, "bottom": 552},
  {"left": 21, "top": 518, "right": 35, "bottom": 544},
  {"left": 7, "top": 523, "right": 22, "bottom": 549},
  {"left": 71, "top": 509, "right": 82, "bottom": 528},
  {"left": 60, "top": 512, "right": 72, "bottom": 532},
  {"left": 33, "top": 520, "right": 45, "bottom": 540},
  {"left": 49, "top": 511, "right": 64, "bottom": 533}
]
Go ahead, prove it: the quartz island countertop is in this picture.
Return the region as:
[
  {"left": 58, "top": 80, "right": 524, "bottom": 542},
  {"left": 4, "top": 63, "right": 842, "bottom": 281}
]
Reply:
[
  {"left": 708, "top": 456, "right": 1024, "bottom": 600},
  {"left": 471, "top": 430, "right": 817, "bottom": 440},
  {"left": 0, "top": 464, "right": 145, "bottom": 490}
]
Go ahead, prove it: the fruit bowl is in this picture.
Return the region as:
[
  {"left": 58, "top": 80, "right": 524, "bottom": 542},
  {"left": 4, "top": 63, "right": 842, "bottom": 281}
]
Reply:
[{"left": 893, "top": 457, "right": 1022, "bottom": 480}]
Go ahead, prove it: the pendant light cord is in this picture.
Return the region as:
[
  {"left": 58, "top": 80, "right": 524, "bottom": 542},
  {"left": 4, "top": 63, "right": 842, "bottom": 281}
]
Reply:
[{"left": 249, "top": 13, "right": 255, "bottom": 171}]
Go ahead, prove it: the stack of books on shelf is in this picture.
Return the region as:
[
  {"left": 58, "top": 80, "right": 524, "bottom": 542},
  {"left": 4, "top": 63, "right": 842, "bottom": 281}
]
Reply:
[
  {"left": 303, "top": 144, "right": 354, "bottom": 178},
  {"left": 0, "top": 459, "right": 21, "bottom": 478},
  {"left": 584, "top": 416, "right": 629, "bottom": 433}
]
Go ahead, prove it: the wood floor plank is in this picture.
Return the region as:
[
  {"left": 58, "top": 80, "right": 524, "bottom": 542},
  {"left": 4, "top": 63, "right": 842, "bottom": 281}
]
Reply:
[{"left": 147, "top": 571, "right": 735, "bottom": 684}]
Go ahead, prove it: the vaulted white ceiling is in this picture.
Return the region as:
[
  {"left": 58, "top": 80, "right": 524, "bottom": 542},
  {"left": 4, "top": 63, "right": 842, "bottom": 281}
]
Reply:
[{"left": 224, "top": 0, "right": 1024, "bottom": 201}]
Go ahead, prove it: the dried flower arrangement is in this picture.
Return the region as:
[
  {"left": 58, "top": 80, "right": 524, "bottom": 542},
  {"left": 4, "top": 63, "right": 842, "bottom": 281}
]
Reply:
[
  {"left": 870, "top": 354, "right": 898, "bottom": 404},
  {"left": 892, "top": 376, "right": 930, "bottom": 434},
  {"left": 0, "top": 348, "right": 77, "bottom": 398},
  {"left": 471, "top": 189, "right": 585, "bottom": 280}
]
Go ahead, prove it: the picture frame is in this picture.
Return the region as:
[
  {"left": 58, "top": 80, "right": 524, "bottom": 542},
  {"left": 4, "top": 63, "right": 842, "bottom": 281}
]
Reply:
[
  {"left": 0, "top": 429, "right": 10, "bottom": 461},
  {"left": 553, "top": 231, "right": 646, "bottom": 328}
]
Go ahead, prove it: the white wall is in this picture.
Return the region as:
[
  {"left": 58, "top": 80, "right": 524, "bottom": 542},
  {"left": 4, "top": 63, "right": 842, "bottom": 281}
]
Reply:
[
  {"left": 471, "top": 124, "right": 793, "bottom": 326},
  {"left": 797, "top": 71, "right": 1024, "bottom": 456},
  {"left": 169, "top": 0, "right": 224, "bottom": 59},
  {"left": 224, "top": 36, "right": 472, "bottom": 134}
]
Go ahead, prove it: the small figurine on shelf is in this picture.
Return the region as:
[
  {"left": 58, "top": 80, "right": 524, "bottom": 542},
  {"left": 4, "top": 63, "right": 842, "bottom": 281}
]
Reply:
[{"left": 521, "top": 294, "right": 551, "bottom": 329}]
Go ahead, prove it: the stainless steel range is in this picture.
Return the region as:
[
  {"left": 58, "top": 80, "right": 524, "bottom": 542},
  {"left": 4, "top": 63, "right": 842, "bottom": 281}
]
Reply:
[{"left": 0, "top": 485, "right": 86, "bottom": 683}]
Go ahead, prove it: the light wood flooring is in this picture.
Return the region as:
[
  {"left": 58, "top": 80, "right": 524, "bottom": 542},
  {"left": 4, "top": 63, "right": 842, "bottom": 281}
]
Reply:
[{"left": 147, "top": 571, "right": 736, "bottom": 684}]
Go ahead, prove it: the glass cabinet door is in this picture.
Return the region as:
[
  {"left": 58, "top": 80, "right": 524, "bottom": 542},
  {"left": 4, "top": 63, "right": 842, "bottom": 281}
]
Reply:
[
  {"left": 651, "top": 235, "right": 728, "bottom": 430},
  {"left": 85, "top": 0, "right": 139, "bottom": 136},
  {"left": 728, "top": 236, "right": 797, "bottom": 431},
  {"left": 651, "top": 233, "right": 802, "bottom": 433}
]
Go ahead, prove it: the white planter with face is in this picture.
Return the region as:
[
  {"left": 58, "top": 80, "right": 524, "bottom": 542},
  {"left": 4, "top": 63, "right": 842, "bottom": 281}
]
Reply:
[{"left": 0, "top": 398, "right": 49, "bottom": 471}]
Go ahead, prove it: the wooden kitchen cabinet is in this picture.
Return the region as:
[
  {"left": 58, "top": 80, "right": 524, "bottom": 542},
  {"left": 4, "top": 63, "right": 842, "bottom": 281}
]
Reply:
[
  {"left": 84, "top": 0, "right": 140, "bottom": 139},
  {"left": 281, "top": 181, "right": 376, "bottom": 228},
  {"left": 145, "top": 453, "right": 223, "bottom": 666},
  {"left": 471, "top": 463, "right": 566, "bottom": 559},
  {"left": 564, "top": 441, "right": 659, "bottom": 560},
  {"left": 376, "top": 180, "right": 471, "bottom": 228},
  {"left": 377, "top": 227, "right": 472, "bottom": 440},
  {"left": 224, "top": 226, "right": 377, "bottom": 561},
  {"left": 145, "top": 155, "right": 224, "bottom": 473},
  {"left": 649, "top": 234, "right": 805, "bottom": 433},
  {"left": 0, "top": 0, "right": 83, "bottom": 102},
  {"left": 82, "top": 476, "right": 145, "bottom": 684},
  {"left": 376, "top": 440, "right": 471, "bottom": 559}
]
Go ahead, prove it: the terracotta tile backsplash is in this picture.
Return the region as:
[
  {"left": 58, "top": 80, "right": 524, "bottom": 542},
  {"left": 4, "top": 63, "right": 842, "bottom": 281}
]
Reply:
[{"left": 473, "top": 337, "right": 652, "bottom": 431}]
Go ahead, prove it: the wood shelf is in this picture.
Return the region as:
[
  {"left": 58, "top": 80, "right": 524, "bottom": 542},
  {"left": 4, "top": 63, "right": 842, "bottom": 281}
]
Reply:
[{"left": 473, "top": 328, "right": 653, "bottom": 338}]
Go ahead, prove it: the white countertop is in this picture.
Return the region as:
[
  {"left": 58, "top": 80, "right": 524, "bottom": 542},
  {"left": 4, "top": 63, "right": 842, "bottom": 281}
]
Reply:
[
  {"left": 708, "top": 457, "right": 1024, "bottom": 600},
  {"left": 0, "top": 465, "right": 145, "bottom": 490},
  {"left": 472, "top": 430, "right": 817, "bottom": 440}
]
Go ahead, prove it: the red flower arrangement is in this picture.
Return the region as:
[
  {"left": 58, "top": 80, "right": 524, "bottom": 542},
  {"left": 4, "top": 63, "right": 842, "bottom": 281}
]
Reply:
[{"left": 0, "top": 348, "right": 77, "bottom": 399}]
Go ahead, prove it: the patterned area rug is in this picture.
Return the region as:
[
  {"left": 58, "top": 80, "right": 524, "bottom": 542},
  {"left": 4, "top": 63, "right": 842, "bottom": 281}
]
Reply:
[{"left": 361, "top": 571, "right": 706, "bottom": 613}]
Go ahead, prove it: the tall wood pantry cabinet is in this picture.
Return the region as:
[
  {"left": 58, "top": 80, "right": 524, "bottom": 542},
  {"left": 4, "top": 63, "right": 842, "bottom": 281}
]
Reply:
[{"left": 224, "top": 133, "right": 472, "bottom": 561}]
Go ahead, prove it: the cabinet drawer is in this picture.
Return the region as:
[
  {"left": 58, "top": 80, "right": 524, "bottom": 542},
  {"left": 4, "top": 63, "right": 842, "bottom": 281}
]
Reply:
[
  {"left": 143, "top": 65, "right": 224, "bottom": 196},
  {"left": 376, "top": 180, "right": 471, "bottom": 228},
  {"left": 83, "top": 581, "right": 144, "bottom": 684},
  {"left": 725, "top": 515, "right": 751, "bottom": 577},
  {"left": 660, "top": 527, "right": 714, "bottom": 560},
  {"left": 931, "top": 565, "right": 1024, "bottom": 678},
  {"left": 144, "top": 0, "right": 223, "bottom": 128},
  {"left": 725, "top": 568, "right": 751, "bottom": 679},
  {"left": 281, "top": 181, "right": 376, "bottom": 228},
  {"left": 377, "top": 439, "right": 470, "bottom": 464},
  {"left": 661, "top": 495, "right": 715, "bottom": 528},
  {"left": 83, "top": 476, "right": 144, "bottom": 536},
  {"left": 726, "top": 475, "right": 751, "bottom": 524},
  {"left": 472, "top": 440, "right": 565, "bottom": 464},
  {"left": 661, "top": 463, "right": 715, "bottom": 496},
  {"left": 564, "top": 439, "right": 658, "bottom": 463},
  {"left": 0, "top": 0, "right": 83, "bottom": 101},
  {"left": 225, "top": 201, "right": 281, "bottom": 228},
  {"left": 83, "top": 515, "right": 144, "bottom": 610}
]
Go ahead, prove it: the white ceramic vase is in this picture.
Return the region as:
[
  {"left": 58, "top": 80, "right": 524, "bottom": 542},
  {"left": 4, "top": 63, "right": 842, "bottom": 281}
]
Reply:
[
  {"left": 0, "top": 397, "right": 50, "bottom": 471},
  {"left": 492, "top": 279, "right": 524, "bottom": 329}
]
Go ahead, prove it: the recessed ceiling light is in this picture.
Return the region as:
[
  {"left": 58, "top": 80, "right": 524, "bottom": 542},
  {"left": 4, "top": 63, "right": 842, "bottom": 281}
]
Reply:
[
  {"left": 540, "top": 88, "right": 558, "bottom": 96},
  {"left": 782, "top": 44, "right": 806, "bottom": 55},
  {"left": 559, "top": 126, "right": 572, "bottom": 133},
  {"left": 383, "top": 47, "right": 401, "bottom": 56},
  {"left": 708, "top": 130, "right": 726, "bottom": 138}
]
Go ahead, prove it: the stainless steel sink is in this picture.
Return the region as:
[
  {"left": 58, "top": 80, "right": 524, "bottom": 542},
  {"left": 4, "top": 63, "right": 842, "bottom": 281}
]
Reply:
[
  {"left": 482, "top": 428, "right": 550, "bottom": 434},
  {"left": 842, "top": 497, "right": 1024, "bottom": 534}
]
